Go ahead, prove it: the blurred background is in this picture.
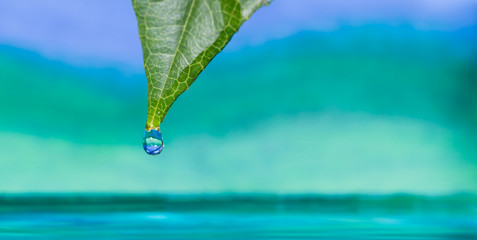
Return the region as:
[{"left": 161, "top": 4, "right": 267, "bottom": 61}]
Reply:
[{"left": 1, "top": 0, "right": 477, "bottom": 195}]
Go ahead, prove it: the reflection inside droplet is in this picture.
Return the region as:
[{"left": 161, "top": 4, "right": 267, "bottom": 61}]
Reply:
[{"left": 142, "top": 129, "right": 164, "bottom": 155}]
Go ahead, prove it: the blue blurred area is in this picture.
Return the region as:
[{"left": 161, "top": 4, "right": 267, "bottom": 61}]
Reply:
[{"left": 0, "top": 0, "right": 477, "bottom": 194}]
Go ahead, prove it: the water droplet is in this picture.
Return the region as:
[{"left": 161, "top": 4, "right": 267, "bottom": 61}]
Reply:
[{"left": 142, "top": 129, "right": 164, "bottom": 155}]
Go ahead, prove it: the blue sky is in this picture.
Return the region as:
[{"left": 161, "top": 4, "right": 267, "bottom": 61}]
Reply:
[{"left": 1, "top": 0, "right": 476, "bottom": 70}]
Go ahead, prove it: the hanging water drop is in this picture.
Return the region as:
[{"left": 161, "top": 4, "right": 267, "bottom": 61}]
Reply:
[{"left": 142, "top": 128, "right": 164, "bottom": 155}]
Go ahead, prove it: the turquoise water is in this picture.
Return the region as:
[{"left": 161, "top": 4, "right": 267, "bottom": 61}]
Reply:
[
  {"left": 1, "top": 195, "right": 476, "bottom": 239},
  {"left": 2, "top": 211, "right": 475, "bottom": 239}
]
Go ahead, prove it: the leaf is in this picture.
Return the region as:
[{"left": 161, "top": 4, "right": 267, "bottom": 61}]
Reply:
[{"left": 132, "top": 0, "right": 270, "bottom": 130}]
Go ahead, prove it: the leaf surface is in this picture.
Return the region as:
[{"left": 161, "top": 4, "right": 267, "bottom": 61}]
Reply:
[{"left": 132, "top": 0, "right": 269, "bottom": 130}]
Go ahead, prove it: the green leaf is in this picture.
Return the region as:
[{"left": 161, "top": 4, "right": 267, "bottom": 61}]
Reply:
[{"left": 132, "top": 0, "right": 270, "bottom": 130}]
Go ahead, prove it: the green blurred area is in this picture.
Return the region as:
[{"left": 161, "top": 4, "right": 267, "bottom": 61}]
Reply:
[
  {"left": 0, "top": 25, "right": 476, "bottom": 193},
  {"left": 1, "top": 193, "right": 475, "bottom": 215}
]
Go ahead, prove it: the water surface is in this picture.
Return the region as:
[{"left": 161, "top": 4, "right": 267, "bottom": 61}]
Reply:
[{"left": 0, "top": 194, "right": 475, "bottom": 239}]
